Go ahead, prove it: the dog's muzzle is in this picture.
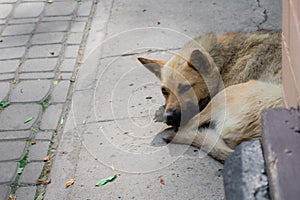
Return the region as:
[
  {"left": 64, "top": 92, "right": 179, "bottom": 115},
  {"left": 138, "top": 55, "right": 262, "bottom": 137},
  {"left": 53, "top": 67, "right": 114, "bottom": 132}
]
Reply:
[{"left": 163, "top": 109, "right": 181, "bottom": 127}]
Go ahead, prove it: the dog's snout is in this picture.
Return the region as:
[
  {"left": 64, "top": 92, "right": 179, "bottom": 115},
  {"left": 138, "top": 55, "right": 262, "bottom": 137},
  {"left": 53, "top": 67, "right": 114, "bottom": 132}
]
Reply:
[
  {"left": 164, "top": 109, "right": 174, "bottom": 121},
  {"left": 164, "top": 109, "right": 181, "bottom": 127}
]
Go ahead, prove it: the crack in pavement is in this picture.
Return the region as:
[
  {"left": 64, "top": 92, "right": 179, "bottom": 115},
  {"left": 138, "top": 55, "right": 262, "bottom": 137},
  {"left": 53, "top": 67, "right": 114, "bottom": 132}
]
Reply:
[
  {"left": 256, "top": 0, "right": 268, "bottom": 30},
  {"left": 99, "top": 47, "right": 181, "bottom": 60}
]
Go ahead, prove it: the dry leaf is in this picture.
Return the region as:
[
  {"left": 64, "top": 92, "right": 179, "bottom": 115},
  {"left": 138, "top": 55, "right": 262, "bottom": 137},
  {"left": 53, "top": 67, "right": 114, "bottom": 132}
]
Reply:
[
  {"left": 59, "top": 74, "right": 62, "bottom": 80},
  {"left": 77, "top": 60, "right": 84, "bottom": 64},
  {"left": 9, "top": 194, "right": 16, "bottom": 200},
  {"left": 43, "top": 179, "right": 51, "bottom": 185},
  {"left": 31, "top": 141, "right": 36, "bottom": 145},
  {"left": 65, "top": 178, "right": 75, "bottom": 188},
  {"left": 43, "top": 155, "right": 52, "bottom": 162},
  {"left": 159, "top": 178, "right": 165, "bottom": 185}
]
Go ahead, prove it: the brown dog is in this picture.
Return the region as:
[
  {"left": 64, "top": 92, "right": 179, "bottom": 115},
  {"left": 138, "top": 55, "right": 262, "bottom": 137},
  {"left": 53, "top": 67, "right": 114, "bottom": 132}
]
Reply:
[
  {"left": 138, "top": 31, "right": 282, "bottom": 161},
  {"left": 164, "top": 80, "right": 282, "bottom": 161},
  {"left": 138, "top": 31, "right": 281, "bottom": 127}
]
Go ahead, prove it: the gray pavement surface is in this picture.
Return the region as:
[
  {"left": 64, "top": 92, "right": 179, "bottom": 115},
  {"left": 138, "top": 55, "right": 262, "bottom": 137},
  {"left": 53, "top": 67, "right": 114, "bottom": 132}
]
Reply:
[{"left": 0, "top": 0, "right": 281, "bottom": 199}]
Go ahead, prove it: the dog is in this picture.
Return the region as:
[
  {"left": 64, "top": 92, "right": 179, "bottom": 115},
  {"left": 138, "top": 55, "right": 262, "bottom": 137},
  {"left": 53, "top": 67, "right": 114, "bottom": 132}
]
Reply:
[
  {"left": 138, "top": 31, "right": 282, "bottom": 161},
  {"left": 162, "top": 80, "right": 282, "bottom": 161},
  {"left": 138, "top": 30, "right": 281, "bottom": 127}
]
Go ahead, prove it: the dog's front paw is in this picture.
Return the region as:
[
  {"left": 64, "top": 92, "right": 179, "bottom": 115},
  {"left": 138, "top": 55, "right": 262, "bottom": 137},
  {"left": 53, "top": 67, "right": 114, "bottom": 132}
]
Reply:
[
  {"left": 162, "top": 133, "right": 176, "bottom": 143},
  {"left": 153, "top": 105, "right": 165, "bottom": 122}
]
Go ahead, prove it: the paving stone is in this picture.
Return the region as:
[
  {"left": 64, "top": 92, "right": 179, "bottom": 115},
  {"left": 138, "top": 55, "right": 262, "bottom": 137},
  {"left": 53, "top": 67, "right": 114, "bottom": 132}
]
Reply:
[
  {"left": 52, "top": 80, "right": 70, "bottom": 103},
  {"left": 0, "top": 60, "right": 18, "bottom": 73},
  {"left": 27, "top": 44, "right": 62, "bottom": 58},
  {"left": 14, "top": 2, "right": 44, "bottom": 18},
  {"left": 42, "top": 16, "right": 73, "bottom": 22},
  {"left": 29, "top": 141, "right": 50, "bottom": 161},
  {"left": 15, "top": 186, "right": 37, "bottom": 200},
  {"left": 0, "top": 104, "right": 41, "bottom": 131},
  {"left": 70, "top": 21, "right": 86, "bottom": 33},
  {"left": 20, "top": 58, "right": 58, "bottom": 72},
  {"left": 67, "top": 32, "right": 83, "bottom": 45},
  {"left": 0, "top": 73, "right": 14, "bottom": 81},
  {"left": 0, "top": 131, "right": 31, "bottom": 141},
  {"left": 35, "top": 131, "right": 53, "bottom": 141},
  {"left": 36, "top": 21, "right": 69, "bottom": 33},
  {"left": 0, "top": 19, "right": 5, "bottom": 24},
  {"left": 40, "top": 104, "right": 63, "bottom": 130},
  {"left": 60, "top": 58, "right": 76, "bottom": 72},
  {"left": 31, "top": 32, "right": 65, "bottom": 45},
  {"left": 45, "top": 1, "right": 76, "bottom": 16},
  {"left": 65, "top": 45, "right": 80, "bottom": 58},
  {"left": 0, "top": 141, "right": 26, "bottom": 161},
  {"left": 0, "top": 82, "right": 10, "bottom": 101},
  {"left": 19, "top": 162, "right": 44, "bottom": 185},
  {"left": 0, "top": 4, "right": 12, "bottom": 19},
  {"left": 223, "top": 140, "right": 270, "bottom": 200},
  {"left": 0, "top": 35, "right": 30, "bottom": 48},
  {"left": 2, "top": 24, "right": 35, "bottom": 36},
  {"left": 0, "top": 47, "right": 26, "bottom": 60},
  {"left": 19, "top": 72, "right": 55, "bottom": 80},
  {"left": 77, "top": 0, "right": 93, "bottom": 17},
  {"left": 9, "top": 18, "right": 39, "bottom": 24},
  {"left": 0, "top": 185, "right": 10, "bottom": 200},
  {"left": 10, "top": 80, "right": 51, "bottom": 103},
  {"left": 0, "top": 162, "right": 19, "bottom": 184}
]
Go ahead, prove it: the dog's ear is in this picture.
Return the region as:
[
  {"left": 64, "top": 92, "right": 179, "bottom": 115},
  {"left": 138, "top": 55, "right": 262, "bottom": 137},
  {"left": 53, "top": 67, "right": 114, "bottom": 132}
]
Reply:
[
  {"left": 137, "top": 57, "right": 165, "bottom": 80},
  {"left": 188, "top": 49, "right": 210, "bottom": 75}
]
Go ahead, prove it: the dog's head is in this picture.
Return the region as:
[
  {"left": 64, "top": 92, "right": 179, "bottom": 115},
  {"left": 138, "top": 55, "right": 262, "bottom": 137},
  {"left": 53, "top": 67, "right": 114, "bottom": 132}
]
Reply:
[{"left": 138, "top": 34, "right": 221, "bottom": 127}]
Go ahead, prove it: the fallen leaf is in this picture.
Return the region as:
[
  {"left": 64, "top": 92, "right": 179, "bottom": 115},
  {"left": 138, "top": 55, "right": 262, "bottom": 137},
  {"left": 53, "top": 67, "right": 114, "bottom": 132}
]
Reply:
[
  {"left": 47, "top": 0, "right": 53, "bottom": 3},
  {"left": 0, "top": 101, "right": 10, "bottom": 108},
  {"left": 59, "top": 74, "right": 62, "bottom": 80},
  {"left": 60, "top": 116, "right": 64, "bottom": 125},
  {"left": 9, "top": 194, "right": 16, "bottom": 200},
  {"left": 38, "top": 179, "right": 51, "bottom": 185},
  {"left": 111, "top": 164, "right": 115, "bottom": 171},
  {"left": 24, "top": 116, "right": 34, "bottom": 124},
  {"left": 17, "top": 167, "right": 23, "bottom": 174},
  {"left": 43, "top": 155, "right": 52, "bottom": 162},
  {"left": 159, "top": 178, "right": 165, "bottom": 185},
  {"left": 53, "top": 80, "right": 59, "bottom": 86},
  {"left": 31, "top": 141, "right": 36, "bottom": 145},
  {"left": 65, "top": 178, "right": 75, "bottom": 188},
  {"left": 96, "top": 174, "right": 119, "bottom": 186},
  {"left": 36, "top": 193, "right": 44, "bottom": 200},
  {"left": 77, "top": 60, "right": 84, "bottom": 64}
]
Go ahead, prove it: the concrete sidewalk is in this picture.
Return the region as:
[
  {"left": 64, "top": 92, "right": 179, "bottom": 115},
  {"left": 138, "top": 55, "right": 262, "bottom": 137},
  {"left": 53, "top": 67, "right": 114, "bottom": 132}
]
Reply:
[{"left": 0, "top": 0, "right": 281, "bottom": 199}]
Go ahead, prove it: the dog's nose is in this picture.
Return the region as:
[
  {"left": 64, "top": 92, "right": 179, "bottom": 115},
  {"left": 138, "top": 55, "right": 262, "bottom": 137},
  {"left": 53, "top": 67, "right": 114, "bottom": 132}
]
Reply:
[{"left": 164, "top": 109, "right": 174, "bottom": 122}]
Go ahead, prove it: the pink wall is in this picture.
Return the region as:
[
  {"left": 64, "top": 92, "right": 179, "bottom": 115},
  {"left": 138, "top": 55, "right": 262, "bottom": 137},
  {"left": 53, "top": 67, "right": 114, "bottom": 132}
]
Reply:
[{"left": 282, "top": 0, "right": 300, "bottom": 108}]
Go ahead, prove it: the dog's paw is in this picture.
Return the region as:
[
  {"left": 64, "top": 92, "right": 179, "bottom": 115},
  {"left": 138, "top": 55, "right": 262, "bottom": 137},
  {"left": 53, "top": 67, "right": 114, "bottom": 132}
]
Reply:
[
  {"left": 162, "top": 133, "right": 176, "bottom": 143},
  {"left": 153, "top": 105, "right": 165, "bottom": 122}
]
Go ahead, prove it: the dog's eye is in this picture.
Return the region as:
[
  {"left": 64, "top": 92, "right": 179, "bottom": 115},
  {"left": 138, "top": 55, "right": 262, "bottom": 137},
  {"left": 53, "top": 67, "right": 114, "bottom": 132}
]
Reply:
[{"left": 161, "top": 87, "right": 169, "bottom": 96}]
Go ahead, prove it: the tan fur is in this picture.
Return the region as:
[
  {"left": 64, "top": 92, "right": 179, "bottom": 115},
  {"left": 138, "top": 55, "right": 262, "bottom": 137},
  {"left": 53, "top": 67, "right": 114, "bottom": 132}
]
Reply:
[
  {"left": 138, "top": 31, "right": 282, "bottom": 161},
  {"left": 165, "top": 81, "right": 282, "bottom": 161}
]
